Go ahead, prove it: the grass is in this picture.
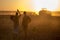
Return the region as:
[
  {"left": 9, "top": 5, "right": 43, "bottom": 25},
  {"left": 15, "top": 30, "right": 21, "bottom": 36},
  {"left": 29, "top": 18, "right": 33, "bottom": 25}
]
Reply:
[{"left": 0, "top": 15, "right": 60, "bottom": 40}]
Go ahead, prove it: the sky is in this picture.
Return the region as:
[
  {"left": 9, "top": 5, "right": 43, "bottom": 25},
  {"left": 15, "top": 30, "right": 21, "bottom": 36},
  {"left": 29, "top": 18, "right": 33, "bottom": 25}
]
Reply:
[{"left": 0, "top": 0, "right": 60, "bottom": 12}]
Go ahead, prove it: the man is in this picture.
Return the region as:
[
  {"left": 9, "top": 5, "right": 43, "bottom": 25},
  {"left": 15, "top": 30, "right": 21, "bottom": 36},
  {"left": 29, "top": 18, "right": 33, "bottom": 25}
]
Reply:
[
  {"left": 10, "top": 9, "right": 21, "bottom": 40},
  {"left": 22, "top": 11, "right": 31, "bottom": 40}
]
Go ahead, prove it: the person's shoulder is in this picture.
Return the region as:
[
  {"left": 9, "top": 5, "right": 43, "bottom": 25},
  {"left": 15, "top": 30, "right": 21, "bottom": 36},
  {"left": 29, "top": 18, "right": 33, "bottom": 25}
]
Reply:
[
  {"left": 10, "top": 15, "right": 14, "bottom": 18},
  {"left": 26, "top": 15, "right": 29, "bottom": 17},
  {"left": 11, "top": 15, "right": 15, "bottom": 17},
  {"left": 27, "top": 16, "right": 31, "bottom": 19},
  {"left": 10, "top": 15, "right": 15, "bottom": 18}
]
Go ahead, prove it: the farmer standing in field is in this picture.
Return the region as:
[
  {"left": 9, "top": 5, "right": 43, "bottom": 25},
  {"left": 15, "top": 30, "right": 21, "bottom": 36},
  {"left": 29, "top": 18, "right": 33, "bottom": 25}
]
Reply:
[
  {"left": 10, "top": 9, "right": 21, "bottom": 40},
  {"left": 22, "top": 11, "right": 31, "bottom": 40}
]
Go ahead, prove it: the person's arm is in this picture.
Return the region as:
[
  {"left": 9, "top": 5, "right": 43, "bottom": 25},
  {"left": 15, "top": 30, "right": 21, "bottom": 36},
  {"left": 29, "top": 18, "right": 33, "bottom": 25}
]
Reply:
[
  {"left": 10, "top": 15, "right": 15, "bottom": 21},
  {"left": 19, "top": 14, "right": 21, "bottom": 17},
  {"left": 28, "top": 16, "right": 31, "bottom": 22},
  {"left": 18, "top": 11, "right": 21, "bottom": 17},
  {"left": 17, "top": 9, "right": 21, "bottom": 15},
  {"left": 10, "top": 15, "right": 13, "bottom": 20}
]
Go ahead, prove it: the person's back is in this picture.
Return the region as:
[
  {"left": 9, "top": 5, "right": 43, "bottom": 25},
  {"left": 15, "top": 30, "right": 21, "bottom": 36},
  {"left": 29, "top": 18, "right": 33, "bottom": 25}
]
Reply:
[
  {"left": 10, "top": 9, "right": 20, "bottom": 25},
  {"left": 22, "top": 12, "right": 31, "bottom": 30},
  {"left": 14, "top": 12, "right": 19, "bottom": 25},
  {"left": 10, "top": 9, "right": 21, "bottom": 40},
  {"left": 22, "top": 11, "right": 31, "bottom": 40},
  {"left": 22, "top": 15, "right": 31, "bottom": 25}
]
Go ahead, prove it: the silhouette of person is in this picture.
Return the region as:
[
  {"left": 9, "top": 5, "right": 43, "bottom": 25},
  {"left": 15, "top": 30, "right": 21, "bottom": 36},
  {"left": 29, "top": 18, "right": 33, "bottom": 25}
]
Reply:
[
  {"left": 22, "top": 11, "right": 31, "bottom": 40},
  {"left": 10, "top": 9, "right": 21, "bottom": 40}
]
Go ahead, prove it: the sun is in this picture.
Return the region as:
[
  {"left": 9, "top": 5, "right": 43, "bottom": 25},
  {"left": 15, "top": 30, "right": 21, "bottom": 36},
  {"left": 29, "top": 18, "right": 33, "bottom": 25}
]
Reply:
[
  {"left": 18, "top": 0, "right": 58, "bottom": 15},
  {"left": 32, "top": 0, "right": 58, "bottom": 13}
]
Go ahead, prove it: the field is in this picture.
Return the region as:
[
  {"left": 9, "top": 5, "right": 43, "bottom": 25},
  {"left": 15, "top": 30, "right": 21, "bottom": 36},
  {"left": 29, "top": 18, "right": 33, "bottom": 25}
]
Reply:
[{"left": 0, "top": 15, "right": 60, "bottom": 40}]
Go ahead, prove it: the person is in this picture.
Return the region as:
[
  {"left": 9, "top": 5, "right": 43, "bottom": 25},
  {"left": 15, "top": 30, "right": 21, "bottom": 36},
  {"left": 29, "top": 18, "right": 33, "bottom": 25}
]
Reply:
[
  {"left": 22, "top": 11, "right": 31, "bottom": 40},
  {"left": 10, "top": 9, "right": 21, "bottom": 40}
]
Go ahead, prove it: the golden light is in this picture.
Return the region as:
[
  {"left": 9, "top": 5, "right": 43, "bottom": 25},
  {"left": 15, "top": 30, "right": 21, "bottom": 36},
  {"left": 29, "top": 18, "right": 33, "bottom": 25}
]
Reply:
[
  {"left": 32, "top": 0, "right": 58, "bottom": 14},
  {"left": 18, "top": 0, "right": 59, "bottom": 15}
]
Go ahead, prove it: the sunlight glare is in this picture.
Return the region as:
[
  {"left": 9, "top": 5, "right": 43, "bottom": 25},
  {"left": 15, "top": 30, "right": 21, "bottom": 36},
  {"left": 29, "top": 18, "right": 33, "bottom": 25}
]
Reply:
[{"left": 33, "top": 0, "right": 58, "bottom": 14}]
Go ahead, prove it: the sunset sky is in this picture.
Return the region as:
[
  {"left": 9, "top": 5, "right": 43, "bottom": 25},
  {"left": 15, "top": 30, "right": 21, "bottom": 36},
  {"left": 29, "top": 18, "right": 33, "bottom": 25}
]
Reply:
[{"left": 0, "top": 0, "right": 60, "bottom": 12}]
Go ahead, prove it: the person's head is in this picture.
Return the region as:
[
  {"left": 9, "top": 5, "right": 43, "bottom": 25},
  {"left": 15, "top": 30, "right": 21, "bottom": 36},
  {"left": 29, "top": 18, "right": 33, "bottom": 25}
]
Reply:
[
  {"left": 23, "top": 11, "right": 26, "bottom": 15},
  {"left": 16, "top": 12, "right": 18, "bottom": 16},
  {"left": 16, "top": 9, "right": 20, "bottom": 15},
  {"left": 17, "top": 9, "right": 19, "bottom": 11}
]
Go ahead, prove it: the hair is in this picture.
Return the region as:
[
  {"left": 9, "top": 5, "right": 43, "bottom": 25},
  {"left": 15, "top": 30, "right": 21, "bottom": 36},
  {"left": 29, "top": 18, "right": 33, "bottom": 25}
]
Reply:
[
  {"left": 24, "top": 11, "right": 26, "bottom": 15},
  {"left": 16, "top": 12, "right": 18, "bottom": 15}
]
